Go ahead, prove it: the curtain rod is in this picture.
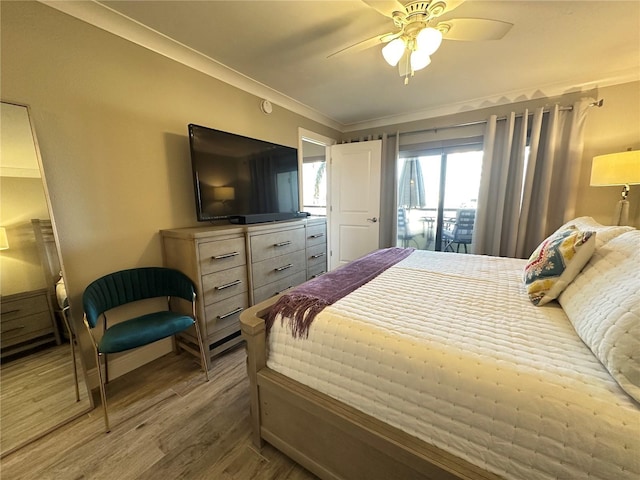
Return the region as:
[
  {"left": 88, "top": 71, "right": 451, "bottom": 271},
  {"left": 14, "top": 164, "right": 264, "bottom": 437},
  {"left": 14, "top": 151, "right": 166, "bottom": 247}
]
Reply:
[{"left": 386, "top": 99, "right": 605, "bottom": 139}]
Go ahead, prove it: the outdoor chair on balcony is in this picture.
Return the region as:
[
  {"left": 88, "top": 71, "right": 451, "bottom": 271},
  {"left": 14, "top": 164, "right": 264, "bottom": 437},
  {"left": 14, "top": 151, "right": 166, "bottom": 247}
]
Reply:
[
  {"left": 442, "top": 209, "right": 476, "bottom": 253},
  {"left": 398, "top": 207, "right": 420, "bottom": 248}
]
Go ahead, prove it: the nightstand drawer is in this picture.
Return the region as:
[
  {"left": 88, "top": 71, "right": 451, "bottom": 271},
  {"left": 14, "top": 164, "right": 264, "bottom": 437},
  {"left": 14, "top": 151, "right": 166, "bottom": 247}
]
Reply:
[
  {"left": 2, "top": 295, "right": 49, "bottom": 322},
  {"left": 201, "top": 265, "right": 248, "bottom": 305},
  {"left": 1, "top": 311, "right": 53, "bottom": 346},
  {"left": 199, "top": 238, "right": 246, "bottom": 275},
  {"left": 250, "top": 227, "right": 305, "bottom": 263}
]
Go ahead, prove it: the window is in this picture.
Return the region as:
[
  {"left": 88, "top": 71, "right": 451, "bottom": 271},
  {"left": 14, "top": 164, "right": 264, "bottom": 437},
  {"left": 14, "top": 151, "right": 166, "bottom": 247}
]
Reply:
[
  {"left": 302, "top": 157, "right": 327, "bottom": 216},
  {"left": 397, "top": 144, "right": 483, "bottom": 252}
]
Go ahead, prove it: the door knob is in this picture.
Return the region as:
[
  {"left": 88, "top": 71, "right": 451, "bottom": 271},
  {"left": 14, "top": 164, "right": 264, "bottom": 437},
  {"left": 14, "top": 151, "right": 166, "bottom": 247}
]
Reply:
[{"left": 367, "top": 217, "right": 378, "bottom": 223}]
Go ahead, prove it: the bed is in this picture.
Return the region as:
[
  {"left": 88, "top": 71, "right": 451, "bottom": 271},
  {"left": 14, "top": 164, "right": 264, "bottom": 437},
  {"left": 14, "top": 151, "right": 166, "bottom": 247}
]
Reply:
[{"left": 240, "top": 217, "right": 639, "bottom": 480}]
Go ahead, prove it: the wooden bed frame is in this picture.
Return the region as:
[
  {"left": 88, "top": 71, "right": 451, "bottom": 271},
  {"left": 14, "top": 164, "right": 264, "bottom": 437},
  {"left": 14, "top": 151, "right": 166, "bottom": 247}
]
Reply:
[{"left": 240, "top": 298, "right": 502, "bottom": 480}]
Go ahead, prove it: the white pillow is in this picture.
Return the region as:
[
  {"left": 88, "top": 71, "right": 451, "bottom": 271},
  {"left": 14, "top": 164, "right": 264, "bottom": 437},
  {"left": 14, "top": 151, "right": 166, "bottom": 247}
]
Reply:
[
  {"left": 55, "top": 276, "right": 68, "bottom": 309},
  {"left": 556, "top": 216, "right": 634, "bottom": 249},
  {"left": 559, "top": 230, "right": 640, "bottom": 402}
]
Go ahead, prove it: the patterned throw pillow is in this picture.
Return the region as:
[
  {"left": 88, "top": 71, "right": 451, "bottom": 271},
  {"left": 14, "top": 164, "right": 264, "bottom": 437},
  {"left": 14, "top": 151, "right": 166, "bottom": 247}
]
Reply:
[{"left": 524, "top": 226, "right": 596, "bottom": 306}]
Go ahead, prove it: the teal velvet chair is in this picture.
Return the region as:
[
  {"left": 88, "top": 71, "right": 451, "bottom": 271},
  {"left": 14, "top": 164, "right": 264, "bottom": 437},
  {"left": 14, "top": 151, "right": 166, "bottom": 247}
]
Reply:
[{"left": 82, "top": 267, "right": 209, "bottom": 432}]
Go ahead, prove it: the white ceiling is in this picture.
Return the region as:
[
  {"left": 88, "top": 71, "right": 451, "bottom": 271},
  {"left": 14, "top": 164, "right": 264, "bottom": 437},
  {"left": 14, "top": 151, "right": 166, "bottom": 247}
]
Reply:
[{"left": 47, "top": 1, "right": 639, "bottom": 132}]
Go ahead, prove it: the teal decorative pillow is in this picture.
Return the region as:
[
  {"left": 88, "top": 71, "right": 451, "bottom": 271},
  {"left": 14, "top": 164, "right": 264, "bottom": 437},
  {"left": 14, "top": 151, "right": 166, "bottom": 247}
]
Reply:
[{"left": 524, "top": 227, "right": 596, "bottom": 306}]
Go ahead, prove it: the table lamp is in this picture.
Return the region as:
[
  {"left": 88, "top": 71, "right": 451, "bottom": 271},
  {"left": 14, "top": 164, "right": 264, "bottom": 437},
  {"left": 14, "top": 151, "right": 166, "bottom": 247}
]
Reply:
[{"left": 590, "top": 149, "right": 640, "bottom": 225}]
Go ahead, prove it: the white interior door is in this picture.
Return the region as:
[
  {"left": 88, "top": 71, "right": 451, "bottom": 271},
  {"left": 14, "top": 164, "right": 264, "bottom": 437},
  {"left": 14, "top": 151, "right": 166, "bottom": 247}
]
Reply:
[{"left": 329, "top": 140, "right": 381, "bottom": 270}]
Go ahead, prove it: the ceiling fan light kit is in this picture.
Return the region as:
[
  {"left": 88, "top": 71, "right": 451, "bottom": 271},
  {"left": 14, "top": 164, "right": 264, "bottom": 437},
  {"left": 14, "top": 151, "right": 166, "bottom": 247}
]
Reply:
[
  {"left": 335, "top": 0, "right": 513, "bottom": 85},
  {"left": 416, "top": 27, "right": 443, "bottom": 54},
  {"left": 382, "top": 37, "right": 406, "bottom": 66}
]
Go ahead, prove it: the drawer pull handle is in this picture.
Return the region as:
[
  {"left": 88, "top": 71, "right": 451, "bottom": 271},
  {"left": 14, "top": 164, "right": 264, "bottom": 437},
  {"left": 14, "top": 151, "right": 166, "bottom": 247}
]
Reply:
[
  {"left": 2, "top": 309, "right": 21, "bottom": 315},
  {"left": 217, "top": 307, "right": 243, "bottom": 320},
  {"left": 275, "top": 287, "right": 293, "bottom": 295},
  {"left": 215, "top": 280, "right": 242, "bottom": 291},
  {"left": 309, "top": 233, "right": 325, "bottom": 239},
  {"left": 311, "top": 253, "right": 326, "bottom": 259},
  {"left": 213, "top": 252, "right": 240, "bottom": 260},
  {"left": 274, "top": 264, "right": 293, "bottom": 272},
  {"left": 310, "top": 272, "right": 326, "bottom": 279},
  {"left": 2, "top": 325, "right": 25, "bottom": 334},
  {"left": 274, "top": 241, "right": 291, "bottom": 247}
]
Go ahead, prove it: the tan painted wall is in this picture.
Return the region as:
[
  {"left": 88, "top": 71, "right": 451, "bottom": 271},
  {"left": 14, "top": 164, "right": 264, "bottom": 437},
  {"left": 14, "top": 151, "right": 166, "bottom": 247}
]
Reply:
[
  {"left": 347, "top": 81, "right": 640, "bottom": 228},
  {"left": 579, "top": 81, "right": 640, "bottom": 225},
  {"left": 0, "top": 1, "right": 339, "bottom": 375}
]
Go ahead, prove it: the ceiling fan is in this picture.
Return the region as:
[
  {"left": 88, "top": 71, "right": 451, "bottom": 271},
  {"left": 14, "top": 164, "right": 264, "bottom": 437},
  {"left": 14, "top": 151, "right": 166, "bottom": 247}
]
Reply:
[{"left": 329, "top": 0, "right": 513, "bottom": 84}]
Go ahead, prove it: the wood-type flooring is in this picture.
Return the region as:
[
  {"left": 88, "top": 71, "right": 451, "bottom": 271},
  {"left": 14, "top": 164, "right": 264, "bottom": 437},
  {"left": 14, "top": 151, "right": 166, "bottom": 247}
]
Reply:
[{"left": 0, "top": 346, "right": 317, "bottom": 479}]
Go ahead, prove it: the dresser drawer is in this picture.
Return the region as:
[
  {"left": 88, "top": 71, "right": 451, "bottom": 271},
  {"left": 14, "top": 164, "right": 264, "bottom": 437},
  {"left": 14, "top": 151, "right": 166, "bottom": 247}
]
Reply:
[
  {"left": 199, "top": 238, "right": 246, "bottom": 275},
  {"left": 250, "top": 227, "right": 305, "bottom": 263},
  {"left": 307, "top": 243, "right": 327, "bottom": 269},
  {"left": 307, "top": 263, "right": 327, "bottom": 281},
  {"left": 201, "top": 265, "right": 248, "bottom": 305},
  {"left": 252, "top": 250, "right": 306, "bottom": 289},
  {"left": 204, "top": 293, "right": 249, "bottom": 338},
  {"left": 253, "top": 270, "right": 307, "bottom": 304},
  {"left": 1, "top": 311, "right": 53, "bottom": 347},
  {"left": 306, "top": 223, "right": 327, "bottom": 247},
  {"left": 2, "top": 294, "right": 49, "bottom": 322}
]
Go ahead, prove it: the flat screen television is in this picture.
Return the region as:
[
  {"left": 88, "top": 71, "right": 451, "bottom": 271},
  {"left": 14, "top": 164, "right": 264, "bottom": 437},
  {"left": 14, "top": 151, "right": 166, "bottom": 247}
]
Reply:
[{"left": 188, "top": 124, "right": 302, "bottom": 224}]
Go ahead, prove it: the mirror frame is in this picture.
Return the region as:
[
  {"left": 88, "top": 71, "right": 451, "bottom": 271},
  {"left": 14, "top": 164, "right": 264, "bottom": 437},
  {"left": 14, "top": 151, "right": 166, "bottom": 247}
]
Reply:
[{"left": 0, "top": 100, "right": 93, "bottom": 458}]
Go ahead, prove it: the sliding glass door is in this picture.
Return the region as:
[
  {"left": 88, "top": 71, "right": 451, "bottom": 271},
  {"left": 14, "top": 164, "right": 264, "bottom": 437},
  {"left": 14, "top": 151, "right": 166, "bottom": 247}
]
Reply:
[{"left": 396, "top": 144, "right": 483, "bottom": 252}]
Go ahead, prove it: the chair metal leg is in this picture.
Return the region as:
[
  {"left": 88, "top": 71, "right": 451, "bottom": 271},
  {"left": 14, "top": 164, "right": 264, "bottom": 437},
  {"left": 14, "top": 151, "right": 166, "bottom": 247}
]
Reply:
[
  {"left": 192, "top": 319, "right": 210, "bottom": 382},
  {"left": 61, "top": 308, "right": 80, "bottom": 401},
  {"left": 94, "top": 349, "right": 111, "bottom": 433}
]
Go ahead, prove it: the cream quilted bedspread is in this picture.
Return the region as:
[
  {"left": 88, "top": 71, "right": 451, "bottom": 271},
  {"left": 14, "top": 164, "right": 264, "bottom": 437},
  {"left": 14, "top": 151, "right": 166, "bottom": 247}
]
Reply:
[{"left": 267, "top": 250, "right": 639, "bottom": 480}]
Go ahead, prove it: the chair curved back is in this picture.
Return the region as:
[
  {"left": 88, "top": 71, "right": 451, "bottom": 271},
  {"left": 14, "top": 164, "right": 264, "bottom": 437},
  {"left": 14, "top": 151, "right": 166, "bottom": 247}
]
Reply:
[
  {"left": 451, "top": 209, "right": 476, "bottom": 243},
  {"left": 83, "top": 267, "right": 195, "bottom": 328}
]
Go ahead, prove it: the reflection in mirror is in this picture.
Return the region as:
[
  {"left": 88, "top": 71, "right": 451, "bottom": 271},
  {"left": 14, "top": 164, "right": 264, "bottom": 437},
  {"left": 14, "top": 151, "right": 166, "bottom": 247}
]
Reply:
[
  {"left": 0, "top": 101, "right": 91, "bottom": 456},
  {"left": 301, "top": 139, "right": 328, "bottom": 216}
]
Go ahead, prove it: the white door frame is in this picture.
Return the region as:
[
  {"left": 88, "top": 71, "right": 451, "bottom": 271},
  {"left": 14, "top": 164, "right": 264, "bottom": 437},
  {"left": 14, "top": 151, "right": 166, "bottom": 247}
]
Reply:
[{"left": 298, "top": 127, "right": 336, "bottom": 260}]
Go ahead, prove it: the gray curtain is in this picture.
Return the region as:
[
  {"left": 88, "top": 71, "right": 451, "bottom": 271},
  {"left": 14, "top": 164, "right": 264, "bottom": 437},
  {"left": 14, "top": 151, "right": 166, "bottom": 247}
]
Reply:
[
  {"left": 380, "top": 132, "right": 399, "bottom": 248},
  {"left": 474, "top": 99, "right": 592, "bottom": 258}
]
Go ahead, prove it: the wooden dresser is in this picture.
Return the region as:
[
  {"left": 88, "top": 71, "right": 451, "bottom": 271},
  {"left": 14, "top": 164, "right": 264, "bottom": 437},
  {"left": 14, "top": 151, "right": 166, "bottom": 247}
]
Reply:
[
  {"left": 160, "top": 217, "right": 327, "bottom": 369},
  {"left": 1, "top": 288, "right": 58, "bottom": 358},
  {"left": 305, "top": 219, "right": 327, "bottom": 280}
]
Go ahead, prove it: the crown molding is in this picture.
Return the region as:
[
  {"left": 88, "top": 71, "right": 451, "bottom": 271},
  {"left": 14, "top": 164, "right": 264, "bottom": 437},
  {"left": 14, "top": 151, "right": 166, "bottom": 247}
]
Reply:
[
  {"left": 39, "top": 0, "right": 343, "bottom": 132},
  {"left": 37, "top": 2, "right": 640, "bottom": 135}
]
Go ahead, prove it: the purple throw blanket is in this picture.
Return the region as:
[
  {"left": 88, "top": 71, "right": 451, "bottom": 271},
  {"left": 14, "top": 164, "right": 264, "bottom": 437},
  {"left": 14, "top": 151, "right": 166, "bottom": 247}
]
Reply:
[{"left": 265, "top": 247, "right": 415, "bottom": 338}]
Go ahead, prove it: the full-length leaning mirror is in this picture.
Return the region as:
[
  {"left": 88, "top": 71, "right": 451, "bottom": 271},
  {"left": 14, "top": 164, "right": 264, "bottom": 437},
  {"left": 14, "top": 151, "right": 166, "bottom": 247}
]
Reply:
[{"left": 0, "top": 101, "right": 92, "bottom": 456}]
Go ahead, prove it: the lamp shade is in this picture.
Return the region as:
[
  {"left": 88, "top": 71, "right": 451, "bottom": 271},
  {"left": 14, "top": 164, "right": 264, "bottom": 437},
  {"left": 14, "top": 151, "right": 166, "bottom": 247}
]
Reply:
[
  {"left": 416, "top": 27, "right": 443, "bottom": 55},
  {"left": 590, "top": 150, "right": 640, "bottom": 186},
  {"left": 382, "top": 38, "right": 406, "bottom": 67},
  {"left": 0, "top": 227, "right": 9, "bottom": 250},
  {"left": 410, "top": 50, "right": 431, "bottom": 71}
]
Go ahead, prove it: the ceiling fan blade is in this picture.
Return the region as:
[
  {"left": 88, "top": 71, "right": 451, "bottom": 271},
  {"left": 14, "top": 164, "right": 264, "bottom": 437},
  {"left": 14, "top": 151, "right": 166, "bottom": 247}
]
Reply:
[
  {"left": 361, "top": 0, "right": 405, "bottom": 18},
  {"left": 327, "top": 31, "right": 399, "bottom": 59},
  {"left": 439, "top": 18, "right": 513, "bottom": 41}
]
